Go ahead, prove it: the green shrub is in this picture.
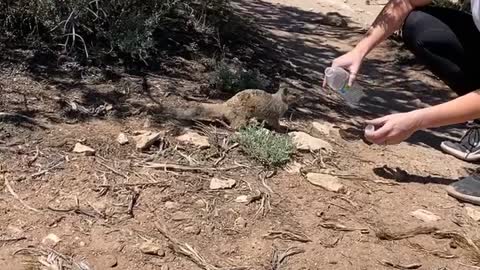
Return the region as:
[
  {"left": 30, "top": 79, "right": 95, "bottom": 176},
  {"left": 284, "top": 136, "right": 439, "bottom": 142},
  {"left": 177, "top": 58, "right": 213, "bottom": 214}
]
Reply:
[{"left": 235, "top": 124, "right": 294, "bottom": 167}]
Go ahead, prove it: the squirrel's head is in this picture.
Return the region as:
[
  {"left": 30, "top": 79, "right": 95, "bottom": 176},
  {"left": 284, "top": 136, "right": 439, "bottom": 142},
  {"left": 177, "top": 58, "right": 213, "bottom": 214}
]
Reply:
[{"left": 276, "top": 83, "right": 297, "bottom": 104}]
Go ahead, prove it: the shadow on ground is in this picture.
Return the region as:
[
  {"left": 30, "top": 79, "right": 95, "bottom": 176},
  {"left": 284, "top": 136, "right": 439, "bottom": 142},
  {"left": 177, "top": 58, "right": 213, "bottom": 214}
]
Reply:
[{"left": 0, "top": 0, "right": 465, "bottom": 149}]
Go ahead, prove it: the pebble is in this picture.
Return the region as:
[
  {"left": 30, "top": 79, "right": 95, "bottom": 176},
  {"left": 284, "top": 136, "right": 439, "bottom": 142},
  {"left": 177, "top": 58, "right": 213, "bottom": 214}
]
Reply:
[
  {"left": 42, "top": 233, "right": 61, "bottom": 246},
  {"left": 139, "top": 242, "right": 164, "bottom": 256},
  {"left": 164, "top": 201, "right": 179, "bottom": 210},
  {"left": 184, "top": 226, "right": 201, "bottom": 235},
  {"left": 306, "top": 173, "right": 345, "bottom": 193},
  {"left": 235, "top": 195, "right": 249, "bottom": 203},
  {"left": 410, "top": 209, "right": 441, "bottom": 222},
  {"left": 194, "top": 199, "right": 206, "bottom": 209},
  {"left": 116, "top": 133, "right": 129, "bottom": 145},
  {"left": 104, "top": 255, "right": 118, "bottom": 268},
  {"left": 171, "top": 211, "right": 189, "bottom": 221},
  {"left": 209, "top": 177, "right": 236, "bottom": 190},
  {"left": 72, "top": 143, "right": 96, "bottom": 156},
  {"left": 234, "top": 217, "right": 247, "bottom": 229}
]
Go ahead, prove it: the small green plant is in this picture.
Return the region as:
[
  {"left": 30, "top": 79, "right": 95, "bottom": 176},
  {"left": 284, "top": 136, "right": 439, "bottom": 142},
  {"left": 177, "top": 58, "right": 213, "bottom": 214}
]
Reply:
[
  {"left": 210, "top": 61, "right": 269, "bottom": 93},
  {"left": 235, "top": 124, "right": 294, "bottom": 167}
]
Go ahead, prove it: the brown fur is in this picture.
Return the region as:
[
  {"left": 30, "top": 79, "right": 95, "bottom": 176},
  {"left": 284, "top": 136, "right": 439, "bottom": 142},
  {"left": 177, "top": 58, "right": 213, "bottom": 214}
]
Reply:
[{"left": 173, "top": 87, "right": 291, "bottom": 130}]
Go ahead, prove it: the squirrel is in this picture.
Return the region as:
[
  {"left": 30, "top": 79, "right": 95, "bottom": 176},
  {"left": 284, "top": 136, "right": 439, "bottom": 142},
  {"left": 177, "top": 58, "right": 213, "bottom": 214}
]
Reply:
[{"left": 171, "top": 86, "right": 293, "bottom": 130}]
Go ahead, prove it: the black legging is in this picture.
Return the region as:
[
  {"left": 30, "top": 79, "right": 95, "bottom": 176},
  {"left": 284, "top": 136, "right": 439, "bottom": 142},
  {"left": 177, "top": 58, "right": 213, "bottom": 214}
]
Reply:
[{"left": 402, "top": 6, "right": 480, "bottom": 96}]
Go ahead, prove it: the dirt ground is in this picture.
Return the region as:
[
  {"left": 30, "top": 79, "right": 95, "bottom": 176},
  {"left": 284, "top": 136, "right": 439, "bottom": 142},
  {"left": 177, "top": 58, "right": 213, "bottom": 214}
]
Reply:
[{"left": 1, "top": 0, "right": 480, "bottom": 269}]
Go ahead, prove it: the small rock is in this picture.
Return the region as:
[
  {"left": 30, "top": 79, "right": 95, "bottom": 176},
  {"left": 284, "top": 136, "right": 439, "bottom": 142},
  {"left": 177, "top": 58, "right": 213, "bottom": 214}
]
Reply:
[
  {"left": 194, "top": 199, "right": 206, "bottom": 209},
  {"left": 7, "top": 225, "right": 24, "bottom": 235},
  {"left": 161, "top": 265, "right": 169, "bottom": 270},
  {"left": 306, "top": 173, "right": 345, "bottom": 193},
  {"left": 289, "top": 132, "right": 333, "bottom": 152},
  {"left": 184, "top": 226, "right": 201, "bottom": 235},
  {"left": 410, "top": 209, "right": 441, "bottom": 222},
  {"left": 235, "top": 195, "right": 249, "bottom": 203},
  {"left": 176, "top": 131, "right": 210, "bottom": 149},
  {"left": 104, "top": 255, "right": 117, "bottom": 268},
  {"left": 116, "top": 133, "right": 129, "bottom": 145},
  {"left": 209, "top": 177, "right": 236, "bottom": 190},
  {"left": 309, "top": 121, "right": 335, "bottom": 137},
  {"left": 171, "top": 211, "right": 189, "bottom": 221},
  {"left": 139, "top": 241, "right": 164, "bottom": 256},
  {"left": 134, "top": 132, "right": 162, "bottom": 151},
  {"left": 465, "top": 206, "right": 480, "bottom": 222},
  {"left": 164, "top": 201, "right": 179, "bottom": 209},
  {"left": 73, "top": 143, "right": 96, "bottom": 156},
  {"left": 284, "top": 161, "right": 303, "bottom": 175},
  {"left": 42, "top": 233, "right": 61, "bottom": 246},
  {"left": 234, "top": 217, "right": 247, "bottom": 229}
]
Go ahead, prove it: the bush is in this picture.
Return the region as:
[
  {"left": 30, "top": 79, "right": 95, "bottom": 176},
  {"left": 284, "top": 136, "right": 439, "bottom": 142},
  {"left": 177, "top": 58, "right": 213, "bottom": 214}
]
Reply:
[
  {"left": 0, "top": 0, "right": 232, "bottom": 62},
  {"left": 210, "top": 60, "right": 270, "bottom": 93},
  {"left": 235, "top": 124, "right": 294, "bottom": 167}
]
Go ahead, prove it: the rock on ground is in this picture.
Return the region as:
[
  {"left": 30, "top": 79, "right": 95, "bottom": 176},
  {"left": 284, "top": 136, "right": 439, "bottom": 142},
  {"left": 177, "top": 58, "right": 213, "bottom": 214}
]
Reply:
[
  {"left": 306, "top": 173, "right": 345, "bottom": 193},
  {"left": 139, "top": 241, "right": 164, "bottom": 256},
  {"left": 289, "top": 132, "right": 333, "bottom": 152},
  {"left": 176, "top": 131, "right": 210, "bottom": 148},
  {"left": 209, "top": 177, "right": 236, "bottom": 190},
  {"left": 73, "top": 143, "right": 96, "bottom": 156},
  {"left": 410, "top": 209, "right": 441, "bottom": 222},
  {"left": 117, "top": 133, "right": 129, "bottom": 145},
  {"left": 134, "top": 131, "right": 162, "bottom": 151}
]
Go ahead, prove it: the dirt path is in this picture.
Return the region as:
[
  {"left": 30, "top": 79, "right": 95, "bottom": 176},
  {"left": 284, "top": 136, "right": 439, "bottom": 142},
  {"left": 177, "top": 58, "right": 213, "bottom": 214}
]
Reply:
[{"left": 1, "top": 1, "right": 480, "bottom": 270}]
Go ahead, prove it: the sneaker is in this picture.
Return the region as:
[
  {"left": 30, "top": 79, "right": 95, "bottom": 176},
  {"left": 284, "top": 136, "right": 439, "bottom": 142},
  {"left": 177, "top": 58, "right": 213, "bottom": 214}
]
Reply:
[
  {"left": 441, "top": 121, "right": 480, "bottom": 162},
  {"left": 446, "top": 174, "right": 480, "bottom": 205}
]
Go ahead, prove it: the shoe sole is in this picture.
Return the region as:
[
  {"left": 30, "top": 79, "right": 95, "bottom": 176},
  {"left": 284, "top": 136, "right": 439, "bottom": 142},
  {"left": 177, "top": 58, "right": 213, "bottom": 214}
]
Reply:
[
  {"left": 440, "top": 142, "right": 480, "bottom": 162},
  {"left": 446, "top": 185, "right": 480, "bottom": 206}
]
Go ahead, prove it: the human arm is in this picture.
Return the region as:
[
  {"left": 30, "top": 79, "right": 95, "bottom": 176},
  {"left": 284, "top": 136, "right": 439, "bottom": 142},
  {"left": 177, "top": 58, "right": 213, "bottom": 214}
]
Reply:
[
  {"left": 365, "top": 91, "right": 480, "bottom": 144},
  {"left": 330, "top": 0, "right": 432, "bottom": 85}
]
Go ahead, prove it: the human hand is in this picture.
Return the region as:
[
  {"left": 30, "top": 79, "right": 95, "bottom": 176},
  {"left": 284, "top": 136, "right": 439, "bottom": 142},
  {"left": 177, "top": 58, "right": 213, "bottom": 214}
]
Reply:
[
  {"left": 324, "top": 49, "right": 364, "bottom": 87},
  {"left": 364, "top": 111, "right": 424, "bottom": 145}
]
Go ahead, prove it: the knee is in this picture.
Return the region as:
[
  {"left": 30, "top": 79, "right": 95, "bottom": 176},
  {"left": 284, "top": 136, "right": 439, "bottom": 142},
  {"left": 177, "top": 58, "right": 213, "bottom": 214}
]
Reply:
[{"left": 402, "top": 9, "right": 428, "bottom": 50}]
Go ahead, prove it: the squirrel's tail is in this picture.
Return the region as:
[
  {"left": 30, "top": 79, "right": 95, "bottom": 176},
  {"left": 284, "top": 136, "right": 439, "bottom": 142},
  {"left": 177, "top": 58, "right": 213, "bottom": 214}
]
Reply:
[{"left": 172, "top": 103, "right": 226, "bottom": 120}]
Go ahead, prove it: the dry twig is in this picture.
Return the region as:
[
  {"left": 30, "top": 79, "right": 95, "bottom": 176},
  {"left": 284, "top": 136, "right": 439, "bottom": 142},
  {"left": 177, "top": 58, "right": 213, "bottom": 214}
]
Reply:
[
  {"left": 155, "top": 222, "right": 246, "bottom": 270},
  {"left": 379, "top": 260, "right": 421, "bottom": 269},
  {"left": 264, "top": 230, "right": 311, "bottom": 243},
  {"left": 144, "top": 162, "right": 244, "bottom": 172},
  {"left": 4, "top": 175, "right": 42, "bottom": 212},
  {"left": 271, "top": 246, "right": 305, "bottom": 270}
]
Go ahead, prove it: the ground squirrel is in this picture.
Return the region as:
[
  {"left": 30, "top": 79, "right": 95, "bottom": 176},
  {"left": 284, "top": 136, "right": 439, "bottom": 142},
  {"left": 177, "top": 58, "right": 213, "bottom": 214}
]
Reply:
[{"left": 172, "top": 87, "right": 292, "bottom": 130}]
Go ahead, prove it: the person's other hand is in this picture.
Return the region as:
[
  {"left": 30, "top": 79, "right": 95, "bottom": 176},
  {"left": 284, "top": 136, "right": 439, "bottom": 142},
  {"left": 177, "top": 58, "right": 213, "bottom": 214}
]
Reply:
[
  {"left": 365, "top": 111, "right": 424, "bottom": 145},
  {"left": 324, "top": 49, "right": 364, "bottom": 87}
]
